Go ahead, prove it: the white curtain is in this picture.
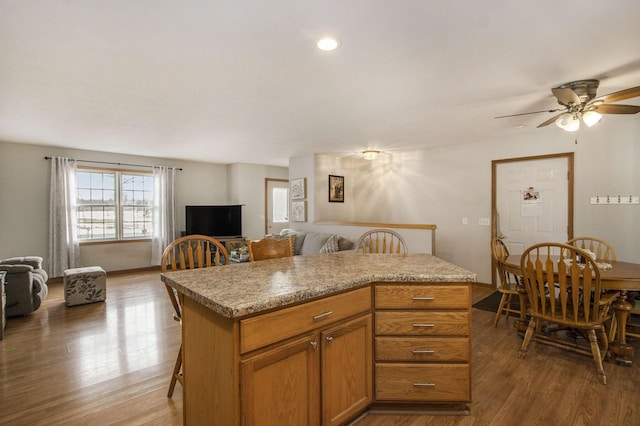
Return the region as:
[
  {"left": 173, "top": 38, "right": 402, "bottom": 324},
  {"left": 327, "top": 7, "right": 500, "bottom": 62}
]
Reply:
[
  {"left": 48, "top": 157, "right": 80, "bottom": 277},
  {"left": 151, "top": 166, "right": 177, "bottom": 265}
]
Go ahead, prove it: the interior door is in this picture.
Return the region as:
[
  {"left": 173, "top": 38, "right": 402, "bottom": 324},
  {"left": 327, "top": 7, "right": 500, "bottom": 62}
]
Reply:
[
  {"left": 265, "top": 178, "right": 289, "bottom": 236},
  {"left": 491, "top": 153, "right": 574, "bottom": 286}
]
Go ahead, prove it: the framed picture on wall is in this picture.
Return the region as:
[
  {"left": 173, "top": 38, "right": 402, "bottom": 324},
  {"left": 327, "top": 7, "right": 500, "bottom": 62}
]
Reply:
[
  {"left": 329, "top": 175, "right": 344, "bottom": 203},
  {"left": 291, "top": 201, "right": 307, "bottom": 222},
  {"left": 290, "top": 177, "right": 306, "bottom": 200}
]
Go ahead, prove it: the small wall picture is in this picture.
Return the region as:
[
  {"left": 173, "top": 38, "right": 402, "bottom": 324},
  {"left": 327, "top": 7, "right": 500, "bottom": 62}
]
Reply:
[
  {"left": 291, "top": 200, "right": 307, "bottom": 222},
  {"left": 328, "top": 175, "right": 344, "bottom": 203},
  {"left": 290, "top": 177, "right": 306, "bottom": 200},
  {"left": 329, "top": 175, "right": 344, "bottom": 203},
  {"left": 522, "top": 186, "right": 540, "bottom": 202}
]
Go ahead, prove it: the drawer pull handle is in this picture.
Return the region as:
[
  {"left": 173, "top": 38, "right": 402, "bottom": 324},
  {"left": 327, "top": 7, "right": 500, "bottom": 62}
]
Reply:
[
  {"left": 412, "top": 297, "right": 435, "bottom": 301},
  {"left": 412, "top": 349, "right": 435, "bottom": 354},
  {"left": 312, "top": 311, "right": 333, "bottom": 320},
  {"left": 412, "top": 323, "right": 435, "bottom": 327},
  {"left": 413, "top": 383, "right": 436, "bottom": 387}
]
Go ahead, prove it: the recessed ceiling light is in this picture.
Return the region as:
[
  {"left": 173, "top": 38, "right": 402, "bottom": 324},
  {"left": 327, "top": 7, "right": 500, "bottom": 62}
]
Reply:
[{"left": 317, "top": 38, "right": 339, "bottom": 51}]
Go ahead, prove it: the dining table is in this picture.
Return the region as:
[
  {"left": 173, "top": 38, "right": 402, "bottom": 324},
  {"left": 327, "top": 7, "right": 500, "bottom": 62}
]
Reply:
[{"left": 502, "top": 254, "right": 640, "bottom": 365}]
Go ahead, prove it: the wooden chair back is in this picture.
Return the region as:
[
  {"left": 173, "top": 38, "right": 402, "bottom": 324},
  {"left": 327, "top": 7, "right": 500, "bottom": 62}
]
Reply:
[
  {"left": 566, "top": 236, "right": 616, "bottom": 263},
  {"left": 355, "top": 229, "right": 408, "bottom": 254},
  {"left": 247, "top": 236, "right": 293, "bottom": 261},
  {"left": 520, "top": 243, "right": 612, "bottom": 326},
  {"left": 491, "top": 237, "right": 517, "bottom": 292},
  {"left": 160, "top": 234, "right": 229, "bottom": 397},
  {"left": 491, "top": 237, "right": 509, "bottom": 260}
]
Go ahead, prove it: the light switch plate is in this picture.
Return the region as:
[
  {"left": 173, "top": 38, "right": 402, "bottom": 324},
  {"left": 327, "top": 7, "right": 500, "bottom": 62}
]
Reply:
[{"left": 478, "top": 217, "right": 490, "bottom": 226}]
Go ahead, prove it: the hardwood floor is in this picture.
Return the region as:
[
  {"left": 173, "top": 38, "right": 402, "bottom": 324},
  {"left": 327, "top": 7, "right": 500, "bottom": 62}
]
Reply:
[{"left": 1, "top": 271, "right": 638, "bottom": 425}]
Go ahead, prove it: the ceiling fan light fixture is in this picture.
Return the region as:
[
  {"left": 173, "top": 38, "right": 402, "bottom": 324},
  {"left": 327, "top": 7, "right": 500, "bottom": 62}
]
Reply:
[
  {"left": 555, "top": 113, "right": 580, "bottom": 132},
  {"left": 362, "top": 150, "right": 380, "bottom": 160},
  {"left": 582, "top": 110, "right": 603, "bottom": 127}
]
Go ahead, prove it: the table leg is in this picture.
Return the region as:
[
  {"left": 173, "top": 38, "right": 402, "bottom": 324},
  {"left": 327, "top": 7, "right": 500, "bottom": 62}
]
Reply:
[{"left": 609, "top": 291, "right": 634, "bottom": 366}]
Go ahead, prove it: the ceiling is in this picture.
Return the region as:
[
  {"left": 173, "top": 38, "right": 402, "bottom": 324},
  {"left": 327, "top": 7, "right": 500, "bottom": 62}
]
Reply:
[{"left": 1, "top": 1, "right": 639, "bottom": 167}]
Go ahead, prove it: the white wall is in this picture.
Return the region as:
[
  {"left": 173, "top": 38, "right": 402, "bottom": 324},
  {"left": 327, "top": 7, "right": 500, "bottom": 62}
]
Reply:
[
  {"left": 227, "top": 163, "right": 289, "bottom": 240},
  {"left": 0, "top": 141, "right": 287, "bottom": 274},
  {"left": 291, "top": 119, "right": 640, "bottom": 284}
]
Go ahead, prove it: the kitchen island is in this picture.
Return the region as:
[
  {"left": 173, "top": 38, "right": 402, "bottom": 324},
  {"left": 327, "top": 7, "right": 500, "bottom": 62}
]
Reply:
[{"left": 162, "top": 252, "right": 476, "bottom": 426}]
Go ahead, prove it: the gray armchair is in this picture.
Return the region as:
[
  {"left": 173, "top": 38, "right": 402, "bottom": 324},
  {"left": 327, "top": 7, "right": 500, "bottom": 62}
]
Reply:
[{"left": 0, "top": 256, "right": 49, "bottom": 317}]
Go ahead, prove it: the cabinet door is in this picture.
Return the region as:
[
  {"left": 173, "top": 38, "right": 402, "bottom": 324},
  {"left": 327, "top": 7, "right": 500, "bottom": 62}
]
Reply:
[
  {"left": 321, "top": 314, "right": 372, "bottom": 426},
  {"left": 240, "top": 334, "right": 320, "bottom": 426}
]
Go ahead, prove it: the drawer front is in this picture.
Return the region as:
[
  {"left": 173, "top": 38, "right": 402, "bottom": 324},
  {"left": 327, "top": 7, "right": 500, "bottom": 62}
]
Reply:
[
  {"left": 375, "top": 284, "right": 469, "bottom": 310},
  {"left": 375, "top": 336, "right": 469, "bottom": 362},
  {"left": 375, "top": 364, "right": 470, "bottom": 402},
  {"left": 240, "top": 286, "right": 371, "bottom": 353},
  {"left": 375, "top": 311, "right": 469, "bottom": 336}
]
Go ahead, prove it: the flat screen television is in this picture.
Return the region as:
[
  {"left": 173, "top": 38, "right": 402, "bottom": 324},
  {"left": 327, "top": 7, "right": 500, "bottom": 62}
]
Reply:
[{"left": 185, "top": 205, "right": 242, "bottom": 237}]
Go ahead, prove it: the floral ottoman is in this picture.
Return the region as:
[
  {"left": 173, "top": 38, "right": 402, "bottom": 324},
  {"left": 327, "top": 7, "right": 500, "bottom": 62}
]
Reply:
[{"left": 63, "top": 266, "right": 107, "bottom": 306}]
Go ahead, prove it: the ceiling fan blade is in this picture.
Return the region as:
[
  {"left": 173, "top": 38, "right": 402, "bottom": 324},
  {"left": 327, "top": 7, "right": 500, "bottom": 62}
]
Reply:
[
  {"left": 552, "top": 87, "right": 581, "bottom": 105},
  {"left": 536, "top": 113, "right": 565, "bottom": 128},
  {"left": 593, "top": 104, "right": 640, "bottom": 114},
  {"left": 494, "top": 108, "right": 563, "bottom": 119},
  {"left": 597, "top": 86, "right": 640, "bottom": 104}
]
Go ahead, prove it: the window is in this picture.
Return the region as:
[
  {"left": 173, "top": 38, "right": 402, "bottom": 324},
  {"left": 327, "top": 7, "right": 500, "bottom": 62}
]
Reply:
[
  {"left": 77, "top": 170, "right": 154, "bottom": 241},
  {"left": 272, "top": 187, "right": 289, "bottom": 222}
]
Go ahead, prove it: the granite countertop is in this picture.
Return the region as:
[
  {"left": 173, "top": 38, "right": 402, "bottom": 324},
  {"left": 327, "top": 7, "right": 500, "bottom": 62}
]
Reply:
[{"left": 161, "top": 252, "right": 476, "bottom": 319}]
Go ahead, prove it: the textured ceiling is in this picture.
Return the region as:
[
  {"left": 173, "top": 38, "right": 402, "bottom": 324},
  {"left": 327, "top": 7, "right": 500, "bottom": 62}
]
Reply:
[{"left": 1, "top": 0, "right": 639, "bottom": 166}]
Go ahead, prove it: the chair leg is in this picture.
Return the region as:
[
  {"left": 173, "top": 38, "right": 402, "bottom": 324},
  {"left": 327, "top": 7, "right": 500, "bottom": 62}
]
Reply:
[
  {"left": 493, "top": 293, "right": 508, "bottom": 327},
  {"left": 587, "top": 330, "right": 607, "bottom": 385},
  {"left": 519, "top": 317, "right": 536, "bottom": 359},
  {"left": 167, "top": 344, "right": 183, "bottom": 398}
]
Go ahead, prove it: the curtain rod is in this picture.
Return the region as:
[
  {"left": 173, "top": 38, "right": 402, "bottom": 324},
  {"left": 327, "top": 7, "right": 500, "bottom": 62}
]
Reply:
[{"left": 44, "top": 156, "right": 183, "bottom": 171}]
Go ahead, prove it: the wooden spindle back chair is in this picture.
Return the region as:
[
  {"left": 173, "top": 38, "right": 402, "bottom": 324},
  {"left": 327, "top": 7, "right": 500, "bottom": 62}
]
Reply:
[
  {"left": 160, "top": 235, "right": 229, "bottom": 397},
  {"left": 355, "top": 229, "right": 408, "bottom": 254},
  {"left": 566, "top": 236, "right": 616, "bottom": 263},
  {"left": 518, "top": 242, "right": 619, "bottom": 385},
  {"left": 490, "top": 237, "right": 522, "bottom": 327},
  {"left": 246, "top": 236, "right": 293, "bottom": 261}
]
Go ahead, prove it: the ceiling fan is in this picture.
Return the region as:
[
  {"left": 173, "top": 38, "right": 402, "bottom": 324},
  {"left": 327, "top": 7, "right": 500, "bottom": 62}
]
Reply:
[{"left": 496, "top": 79, "right": 640, "bottom": 131}]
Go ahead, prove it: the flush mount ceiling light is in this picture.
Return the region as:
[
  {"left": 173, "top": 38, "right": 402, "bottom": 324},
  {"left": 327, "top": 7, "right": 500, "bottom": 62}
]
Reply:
[
  {"left": 362, "top": 150, "right": 380, "bottom": 160},
  {"left": 316, "top": 38, "right": 339, "bottom": 51}
]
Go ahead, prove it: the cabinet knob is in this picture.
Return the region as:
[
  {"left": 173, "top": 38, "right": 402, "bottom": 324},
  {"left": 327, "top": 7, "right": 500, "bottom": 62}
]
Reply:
[
  {"left": 309, "top": 341, "right": 318, "bottom": 348},
  {"left": 325, "top": 336, "right": 334, "bottom": 343}
]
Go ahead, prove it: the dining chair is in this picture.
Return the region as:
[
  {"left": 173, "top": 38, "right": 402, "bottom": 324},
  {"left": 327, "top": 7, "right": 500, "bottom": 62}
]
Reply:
[
  {"left": 355, "top": 229, "right": 408, "bottom": 254},
  {"left": 566, "top": 236, "right": 616, "bottom": 263},
  {"left": 490, "top": 237, "right": 522, "bottom": 327},
  {"left": 518, "top": 242, "right": 619, "bottom": 384},
  {"left": 246, "top": 236, "right": 293, "bottom": 261},
  {"left": 160, "top": 234, "right": 230, "bottom": 398}
]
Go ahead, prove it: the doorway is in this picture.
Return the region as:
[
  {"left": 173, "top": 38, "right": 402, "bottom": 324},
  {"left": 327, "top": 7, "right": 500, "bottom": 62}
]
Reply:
[
  {"left": 491, "top": 153, "right": 574, "bottom": 286},
  {"left": 265, "top": 178, "right": 289, "bottom": 236}
]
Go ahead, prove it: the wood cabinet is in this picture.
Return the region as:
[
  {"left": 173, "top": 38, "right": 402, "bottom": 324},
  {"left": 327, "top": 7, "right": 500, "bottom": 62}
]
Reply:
[
  {"left": 373, "top": 283, "right": 471, "bottom": 404},
  {"left": 182, "top": 286, "right": 372, "bottom": 426},
  {"left": 239, "top": 314, "right": 372, "bottom": 426}
]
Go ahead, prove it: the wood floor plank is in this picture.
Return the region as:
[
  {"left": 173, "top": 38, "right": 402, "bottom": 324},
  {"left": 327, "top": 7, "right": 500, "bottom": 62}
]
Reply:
[{"left": 1, "top": 273, "right": 638, "bottom": 425}]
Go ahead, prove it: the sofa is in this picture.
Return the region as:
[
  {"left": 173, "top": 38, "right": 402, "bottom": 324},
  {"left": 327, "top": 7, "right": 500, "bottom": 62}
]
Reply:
[
  {"left": 0, "top": 256, "right": 49, "bottom": 317},
  {"left": 279, "top": 229, "right": 355, "bottom": 255}
]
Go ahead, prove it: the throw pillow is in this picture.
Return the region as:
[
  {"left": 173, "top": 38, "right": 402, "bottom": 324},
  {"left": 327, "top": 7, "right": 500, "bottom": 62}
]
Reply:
[{"left": 320, "top": 234, "right": 340, "bottom": 253}]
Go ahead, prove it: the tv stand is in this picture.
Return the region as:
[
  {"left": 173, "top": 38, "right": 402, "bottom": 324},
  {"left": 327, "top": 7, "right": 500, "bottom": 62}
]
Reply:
[{"left": 216, "top": 236, "right": 245, "bottom": 253}]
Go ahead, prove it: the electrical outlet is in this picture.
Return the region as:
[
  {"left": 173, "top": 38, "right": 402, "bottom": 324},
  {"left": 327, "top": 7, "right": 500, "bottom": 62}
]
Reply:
[
  {"left": 478, "top": 217, "right": 490, "bottom": 226},
  {"left": 462, "top": 217, "right": 468, "bottom": 225}
]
